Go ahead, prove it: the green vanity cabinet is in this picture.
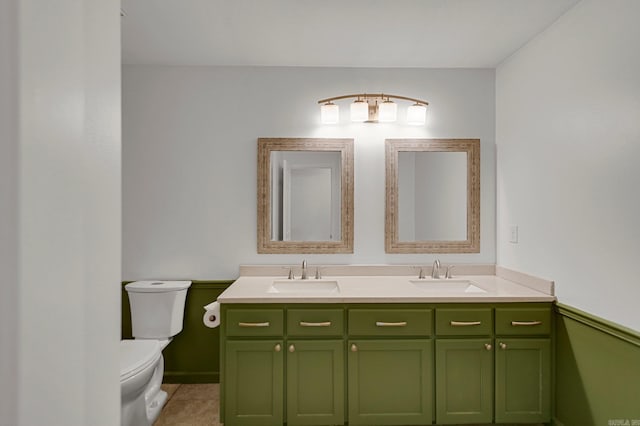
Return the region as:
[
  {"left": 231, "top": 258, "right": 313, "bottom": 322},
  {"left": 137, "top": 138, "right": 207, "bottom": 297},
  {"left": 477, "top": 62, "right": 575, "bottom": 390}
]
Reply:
[
  {"left": 223, "top": 308, "right": 285, "bottom": 426},
  {"left": 221, "top": 302, "right": 553, "bottom": 426},
  {"left": 494, "top": 307, "right": 552, "bottom": 423},
  {"left": 495, "top": 338, "right": 551, "bottom": 423},
  {"left": 222, "top": 306, "right": 345, "bottom": 426},
  {"left": 348, "top": 339, "right": 433, "bottom": 425},
  {"left": 435, "top": 339, "right": 494, "bottom": 424},
  {"left": 435, "top": 308, "right": 494, "bottom": 424},
  {"left": 435, "top": 306, "right": 552, "bottom": 425},
  {"left": 347, "top": 307, "right": 434, "bottom": 425},
  {"left": 224, "top": 339, "right": 284, "bottom": 426},
  {"left": 286, "top": 339, "right": 344, "bottom": 425},
  {"left": 286, "top": 308, "right": 345, "bottom": 425}
]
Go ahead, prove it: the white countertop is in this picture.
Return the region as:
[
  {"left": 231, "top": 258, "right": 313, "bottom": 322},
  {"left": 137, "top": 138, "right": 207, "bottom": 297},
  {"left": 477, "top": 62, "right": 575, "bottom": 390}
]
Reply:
[{"left": 217, "top": 273, "right": 556, "bottom": 304}]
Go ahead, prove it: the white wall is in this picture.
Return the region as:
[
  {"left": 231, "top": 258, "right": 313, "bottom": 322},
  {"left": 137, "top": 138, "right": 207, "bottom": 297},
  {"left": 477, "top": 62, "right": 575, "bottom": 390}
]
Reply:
[
  {"left": 496, "top": 0, "right": 640, "bottom": 330},
  {"left": 123, "top": 66, "right": 495, "bottom": 279},
  {"left": 0, "top": 1, "right": 121, "bottom": 425},
  {"left": 0, "top": 1, "right": 19, "bottom": 423}
]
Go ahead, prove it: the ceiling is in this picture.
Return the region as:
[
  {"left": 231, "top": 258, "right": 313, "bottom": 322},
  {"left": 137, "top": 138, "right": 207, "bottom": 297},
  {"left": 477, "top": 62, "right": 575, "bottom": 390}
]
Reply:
[{"left": 121, "top": 0, "right": 580, "bottom": 68}]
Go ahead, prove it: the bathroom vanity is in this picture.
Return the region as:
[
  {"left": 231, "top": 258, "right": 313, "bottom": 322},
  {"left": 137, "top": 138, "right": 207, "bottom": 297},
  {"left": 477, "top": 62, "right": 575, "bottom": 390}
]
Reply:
[{"left": 217, "top": 266, "right": 555, "bottom": 426}]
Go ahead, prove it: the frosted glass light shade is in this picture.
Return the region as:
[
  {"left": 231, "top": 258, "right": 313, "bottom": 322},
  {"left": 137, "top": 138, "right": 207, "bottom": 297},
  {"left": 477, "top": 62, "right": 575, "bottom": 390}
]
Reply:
[
  {"left": 407, "top": 103, "right": 427, "bottom": 125},
  {"left": 320, "top": 102, "right": 339, "bottom": 124},
  {"left": 378, "top": 100, "right": 397, "bottom": 122},
  {"left": 350, "top": 100, "right": 369, "bottom": 122}
]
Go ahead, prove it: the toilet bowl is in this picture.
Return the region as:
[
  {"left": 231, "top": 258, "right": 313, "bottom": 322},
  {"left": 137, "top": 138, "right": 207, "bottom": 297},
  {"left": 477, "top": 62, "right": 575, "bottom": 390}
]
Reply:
[
  {"left": 120, "top": 280, "right": 191, "bottom": 426},
  {"left": 120, "top": 340, "right": 163, "bottom": 426}
]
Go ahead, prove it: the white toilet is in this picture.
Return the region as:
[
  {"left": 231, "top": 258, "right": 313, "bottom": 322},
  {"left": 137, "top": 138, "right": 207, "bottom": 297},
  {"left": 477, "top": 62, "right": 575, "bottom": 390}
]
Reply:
[{"left": 120, "top": 280, "right": 192, "bottom": 426}]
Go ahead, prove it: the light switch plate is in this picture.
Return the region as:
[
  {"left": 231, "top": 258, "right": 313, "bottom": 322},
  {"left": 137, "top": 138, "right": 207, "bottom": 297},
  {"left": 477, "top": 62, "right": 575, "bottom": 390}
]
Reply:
[{"left": 509, "top": 225, "right": 519, "bottom": 243}]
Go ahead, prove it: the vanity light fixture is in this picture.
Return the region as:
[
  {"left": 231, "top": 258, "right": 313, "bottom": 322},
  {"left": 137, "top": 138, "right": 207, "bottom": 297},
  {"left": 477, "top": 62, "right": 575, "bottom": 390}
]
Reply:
[
  {"left": 320, "top": 101, "right": 339, "bottom": 124},
  {"left": 350, "top": 98, "right": 369, "bottom": 122},
  {"left": 378, "top": 99, "right": 398, "bottom": 122},
  {"left": 407, "top": 103, "right": 427, "bottom": 125},
  {"left": 318, "top": 93, "right": 429, "bottom": 125}
]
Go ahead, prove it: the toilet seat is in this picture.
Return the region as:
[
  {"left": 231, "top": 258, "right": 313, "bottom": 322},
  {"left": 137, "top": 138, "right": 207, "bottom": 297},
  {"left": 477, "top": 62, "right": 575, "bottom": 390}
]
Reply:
[{"left": 120, "top": 340, "right": 161, "bottom": 382}]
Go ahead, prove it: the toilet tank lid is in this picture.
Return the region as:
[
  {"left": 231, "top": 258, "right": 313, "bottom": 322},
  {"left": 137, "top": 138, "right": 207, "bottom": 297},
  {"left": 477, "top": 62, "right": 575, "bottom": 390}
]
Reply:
[{"left": 125, "top": 280, "right": 192, "bottom": 293}]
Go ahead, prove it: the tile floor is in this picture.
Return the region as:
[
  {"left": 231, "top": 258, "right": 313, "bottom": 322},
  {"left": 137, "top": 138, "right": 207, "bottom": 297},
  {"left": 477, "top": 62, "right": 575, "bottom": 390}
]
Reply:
[
  {"left": 153, "top": 384, "right": 544, "bottom": 426},
  {"left": 154, "top": 383, "right": 220, "bottom": 426}
]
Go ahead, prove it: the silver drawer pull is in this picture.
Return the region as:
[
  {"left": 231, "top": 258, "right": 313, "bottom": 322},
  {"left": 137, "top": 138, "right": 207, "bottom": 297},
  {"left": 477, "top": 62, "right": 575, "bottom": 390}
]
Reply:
[
  {"left": 376, "top": 321, "right": 407, "bottom": 327},
  {"left": 238, "top": 322, "right": 270, "bottom": 327},
  {"left": 511, "top": 321, "right": 542, "bottom": 326},
  {"left": 299, "top": 321, "right": 332, "bottom": 327},
  {"left": 450, "top": 321, "right": 482, "bottom": 326}
]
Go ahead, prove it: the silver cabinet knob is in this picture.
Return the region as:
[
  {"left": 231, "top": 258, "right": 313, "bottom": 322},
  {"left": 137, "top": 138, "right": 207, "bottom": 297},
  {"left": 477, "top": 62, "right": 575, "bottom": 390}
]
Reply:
[
  {"left": 484, "top": 343, "right": 492, "bottom": 351},
  {"left": 289, "top": 344, "right": 295, "bottom": 353},
  {"left": 274, "top": 344, "right": 281, "bottom": 352},
  {"left": 499, "top": 342, "right": 507, "bottom": 350},
  {"left": 351, "top": 344, "right": 358, "bottom": 352}
]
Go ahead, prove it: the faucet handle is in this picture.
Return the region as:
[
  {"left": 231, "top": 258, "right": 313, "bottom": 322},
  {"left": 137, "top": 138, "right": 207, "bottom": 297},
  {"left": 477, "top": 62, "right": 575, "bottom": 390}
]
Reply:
[
  {"left": 315, "top": 267, "right": 321, "bottom": 279},
  {"left": 445, "top": 265, "right": 455, "bottom": 279},
  {"left": 288, "top": 268, "right": 295, "bottom": 280},
  {"left": 418, "top": 267, "right": 426, "bottom": 279}
]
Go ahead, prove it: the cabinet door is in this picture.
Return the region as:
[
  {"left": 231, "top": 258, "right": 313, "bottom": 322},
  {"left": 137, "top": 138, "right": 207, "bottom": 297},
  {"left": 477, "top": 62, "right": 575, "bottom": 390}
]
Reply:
[
  {"left": 225, "top": 340, "right": 284, "bottom": 426},
  {"left": 495, "top": 338, "right": 551, "bottom": 423},
  {"left": 435, "top": 339, "right": 493, "bottom": 424},
  {"left": 348, "top": 339, "right": 433, "bottom": 425},
  {"left": 287, "top": 340, "right": 344, "bottom": 425}
]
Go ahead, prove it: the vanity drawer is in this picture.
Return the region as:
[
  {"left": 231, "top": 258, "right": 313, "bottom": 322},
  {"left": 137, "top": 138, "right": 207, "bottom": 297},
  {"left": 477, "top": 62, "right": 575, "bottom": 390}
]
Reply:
[
  {"left": 226, "top": 309, "right": 284, "bottom": 337},
  {"left": 495, "top": 307, "right": 551, "bottom": 335},
  {"left": 287, "top": 308, "right": 344, "bottom": 337},
  {"left": 348, "top": 309, "right": 432, "bottom": 336},
  {"left": 436, "top": 308, "right": 493, "bottom": 336}
]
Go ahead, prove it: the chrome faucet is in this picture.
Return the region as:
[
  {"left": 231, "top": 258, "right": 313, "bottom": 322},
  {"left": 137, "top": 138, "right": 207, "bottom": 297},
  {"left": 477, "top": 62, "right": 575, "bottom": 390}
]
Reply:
[
  {"left": 431, "top": 259, "right": 441, "bottom": 279},
  {"left": 301, "top": 259, "right": 308, "bottom": 280},
  {"left": 445, "top": 265, "right": 455, "bottom": 279}
]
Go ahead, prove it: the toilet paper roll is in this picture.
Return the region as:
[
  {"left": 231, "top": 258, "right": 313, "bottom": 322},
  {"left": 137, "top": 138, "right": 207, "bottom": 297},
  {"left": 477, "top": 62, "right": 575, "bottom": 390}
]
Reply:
[{"left": 203, "top": 301, "right": 221, "bottom": 328}]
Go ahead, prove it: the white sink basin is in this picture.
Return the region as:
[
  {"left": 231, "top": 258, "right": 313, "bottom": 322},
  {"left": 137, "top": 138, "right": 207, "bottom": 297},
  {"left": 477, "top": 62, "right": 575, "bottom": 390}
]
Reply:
[
  {"left": 409, "top": 279, "right": 487, "bottom": 294},
  {"left": 268, "top": 279, "right": 340, "bottom": 294}
]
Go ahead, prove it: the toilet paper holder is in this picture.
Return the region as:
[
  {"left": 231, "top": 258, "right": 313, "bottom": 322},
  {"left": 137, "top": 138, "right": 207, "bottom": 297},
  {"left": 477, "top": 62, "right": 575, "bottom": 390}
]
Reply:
[{"left": 203, "top": 301, "right": 221, "bottom": 328}]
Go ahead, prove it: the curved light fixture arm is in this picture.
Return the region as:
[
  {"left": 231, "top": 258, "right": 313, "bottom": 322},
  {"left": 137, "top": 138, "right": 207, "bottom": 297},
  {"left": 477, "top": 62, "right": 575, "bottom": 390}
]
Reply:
[
  {"left": 318, "top": 93, "right": 429, "bottom": 124},
  {"left": 318, "top": 93, "right": 429, "bottom": 106}
]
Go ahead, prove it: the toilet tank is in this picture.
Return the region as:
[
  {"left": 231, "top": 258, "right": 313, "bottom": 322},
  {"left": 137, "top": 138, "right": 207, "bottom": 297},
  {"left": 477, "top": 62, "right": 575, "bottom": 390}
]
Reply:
[{"left": 125, "top": 281, "right": 192, "bottom": 339}]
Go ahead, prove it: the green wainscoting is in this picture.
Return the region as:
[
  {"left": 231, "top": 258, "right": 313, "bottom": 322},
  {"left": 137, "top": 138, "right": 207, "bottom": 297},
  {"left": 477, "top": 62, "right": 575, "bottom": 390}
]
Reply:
[
  {"left": 121, "top": 280, "right": 233, "bottom": 383},
  {"left": 554, "top": 303, "right": 640, "bottom": 426}
]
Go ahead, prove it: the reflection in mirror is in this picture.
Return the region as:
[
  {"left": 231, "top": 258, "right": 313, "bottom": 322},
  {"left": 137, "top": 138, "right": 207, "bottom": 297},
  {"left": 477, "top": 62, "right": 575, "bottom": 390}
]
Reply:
[
  {"left": 398, "top": 151, "right": 467, "bottom": 241},
  {"left": 270, "top": 151, "right": 341, "bottom": 241},
  {"left": 386, "top": 139, "right": 480, "bottom": 253},
  {"left": 258, "top": 138, "right": 354, "bottom": 253}
]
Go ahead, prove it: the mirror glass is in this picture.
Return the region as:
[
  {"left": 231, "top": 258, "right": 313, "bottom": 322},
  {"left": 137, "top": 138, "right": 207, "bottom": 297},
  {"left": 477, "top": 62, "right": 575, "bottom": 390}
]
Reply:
[
  {"left": 398, "top": 151, "right": 467, "bottom": 241},
  {"left": 270, "top": 151, "right": 341, "bottom": 242},
  {"left": 258, "top": 138, "right": 354, "bottom": 253},
  {"left": 386, "top": 139, "right": 480, "bottom": 253}
]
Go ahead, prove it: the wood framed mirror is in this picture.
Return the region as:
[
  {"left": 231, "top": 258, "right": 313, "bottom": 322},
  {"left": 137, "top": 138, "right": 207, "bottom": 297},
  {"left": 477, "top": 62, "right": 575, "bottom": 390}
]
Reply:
[
  {"left": 257, "top": 138, "right": 354, "bottom": 253},
  {"left": 385, "top": 139, "right": 480, "bottom": 253}
]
